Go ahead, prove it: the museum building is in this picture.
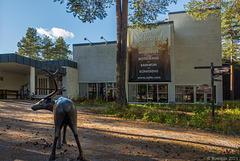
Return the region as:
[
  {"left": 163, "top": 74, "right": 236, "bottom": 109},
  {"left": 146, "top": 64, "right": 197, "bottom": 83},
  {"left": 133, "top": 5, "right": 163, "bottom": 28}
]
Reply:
[
  {"left": 73, "top": 11, "right": 223, "bottom": 105},
  {"left": 0, "top": 11, "right": 223, "bottom": 105}
]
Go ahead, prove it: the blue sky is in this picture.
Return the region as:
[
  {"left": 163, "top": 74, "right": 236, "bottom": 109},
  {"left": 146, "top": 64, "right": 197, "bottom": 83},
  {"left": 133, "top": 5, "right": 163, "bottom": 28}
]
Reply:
[{"left": 0, "top": 0, "right": 190, "bottom": 54}]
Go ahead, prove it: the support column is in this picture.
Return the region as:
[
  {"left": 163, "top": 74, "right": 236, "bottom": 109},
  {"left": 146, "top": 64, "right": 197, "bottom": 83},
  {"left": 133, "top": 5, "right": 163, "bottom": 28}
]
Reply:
[{"left": 30, "top": 67, "right": 35, "bottom": 96}]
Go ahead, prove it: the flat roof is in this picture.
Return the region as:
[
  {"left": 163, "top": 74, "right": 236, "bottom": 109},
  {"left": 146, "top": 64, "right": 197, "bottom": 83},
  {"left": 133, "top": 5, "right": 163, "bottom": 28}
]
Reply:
[
  {"left": 168, "top": 11, "right": 186, "bottom": 15},
  {"left": 73, "top": 41, "right": 117, "bottom": 47},
  {"left": 0, "top": 54, "right": 78, "bottom": 75}
]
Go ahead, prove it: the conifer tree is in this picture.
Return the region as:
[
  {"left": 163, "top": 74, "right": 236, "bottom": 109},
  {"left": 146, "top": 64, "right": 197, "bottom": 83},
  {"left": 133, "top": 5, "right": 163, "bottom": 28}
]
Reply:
[
  {"left": 53, "top": 37, "right": 72, "bottom": 60},
  {"left": 17, "top": 27, "right": 42, "bottom": 60},
  {"left": 42, "top": 36, "right": 54, "bottom": 60}
]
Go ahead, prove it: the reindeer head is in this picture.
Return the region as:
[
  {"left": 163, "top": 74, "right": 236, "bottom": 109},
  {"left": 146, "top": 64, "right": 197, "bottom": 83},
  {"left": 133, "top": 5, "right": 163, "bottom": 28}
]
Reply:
[{"left": 31, "top": 69, "right": 62, "bottom": 112}]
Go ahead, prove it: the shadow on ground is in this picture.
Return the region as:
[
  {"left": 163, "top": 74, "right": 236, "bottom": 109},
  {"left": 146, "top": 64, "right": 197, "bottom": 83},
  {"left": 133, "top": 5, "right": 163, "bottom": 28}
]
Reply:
[{"left": 0, "top": 100, "right": 239, "bottom": 161}]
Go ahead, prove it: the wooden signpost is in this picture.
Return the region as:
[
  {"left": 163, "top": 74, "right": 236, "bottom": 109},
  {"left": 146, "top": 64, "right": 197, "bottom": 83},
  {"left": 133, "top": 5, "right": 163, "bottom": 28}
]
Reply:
[{"left": 194, "top": 62, "right": 230, "bottom": 118}]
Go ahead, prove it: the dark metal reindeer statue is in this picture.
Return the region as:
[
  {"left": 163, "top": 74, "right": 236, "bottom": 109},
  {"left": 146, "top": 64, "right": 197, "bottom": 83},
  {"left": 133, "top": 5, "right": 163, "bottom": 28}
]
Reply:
[{"left": 31, "top": 69, "right": 85, "bottom": 161}]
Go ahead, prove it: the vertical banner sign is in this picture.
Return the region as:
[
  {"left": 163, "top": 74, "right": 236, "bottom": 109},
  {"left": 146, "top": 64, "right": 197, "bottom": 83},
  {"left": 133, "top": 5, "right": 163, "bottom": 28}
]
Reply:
[{"left": 128, "top": 24, "right": 171, "bottom": 82}]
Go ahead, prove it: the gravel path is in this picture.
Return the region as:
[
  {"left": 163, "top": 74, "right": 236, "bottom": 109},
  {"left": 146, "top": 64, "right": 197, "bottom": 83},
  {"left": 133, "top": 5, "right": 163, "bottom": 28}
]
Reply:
[{"left": 0, "top": 100, "right": 239, "bottom": 161}]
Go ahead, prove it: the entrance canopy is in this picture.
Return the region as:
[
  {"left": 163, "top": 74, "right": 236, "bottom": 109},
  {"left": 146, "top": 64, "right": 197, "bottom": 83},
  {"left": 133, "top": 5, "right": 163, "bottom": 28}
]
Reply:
[
  {"left": 0, "top": 54, "right": 67, "bottom": 75},
  {"left": 0, "top": 53, "right": 77, "bottom": 99}
]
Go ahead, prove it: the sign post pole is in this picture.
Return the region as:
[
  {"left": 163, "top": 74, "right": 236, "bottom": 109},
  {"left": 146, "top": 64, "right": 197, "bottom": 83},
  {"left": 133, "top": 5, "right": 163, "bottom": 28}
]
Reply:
[
  {"left": 194, "top": 62, "right": 230, "bottom": 119},
  {"left": 210, "top": 62, "right": 215, "bottom": 118}
]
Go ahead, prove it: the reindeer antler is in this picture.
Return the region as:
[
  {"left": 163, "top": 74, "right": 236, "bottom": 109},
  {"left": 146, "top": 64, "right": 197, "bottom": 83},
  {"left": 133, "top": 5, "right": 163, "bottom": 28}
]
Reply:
[
  {"left": 31, "top": 68, "right": 64, "bottom": 100},
  {"left": 42, "top": 69, "right": 59, "bottom": 99}
]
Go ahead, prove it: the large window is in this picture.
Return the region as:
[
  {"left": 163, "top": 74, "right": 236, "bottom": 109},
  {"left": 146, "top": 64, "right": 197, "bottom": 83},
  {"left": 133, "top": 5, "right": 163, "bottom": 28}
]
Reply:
[
  {"left": 175, "top": 86, "right": 194, "bottom": 103},
  {"left": 148, "top": 84, "right": 157, "bottom": 102},
  {"left": 176, "top": 85, "right": 216, "bottom": 104},
  {"left": 88, "top": 83, "right": 97, "bottom": 99},
  {"left": 88, "top": 83, "right": 116, "bottom": 101},
  {"left": 36, "top": 77, "right": 48, "bottom": 95},
  {"left": 196, "top": 87, "right": 204, "bottom": 103},
  {"left": 128, "top": 84, "right": 168, "bottom": 103},
  {"left": 138, "top": 84, "right": 147, "bottom": 102},
  {"left": 207, "top": 86, "right": 216, "bottom": 103},
  {"left": 128, "top": 84, "right": 138, "bottom": 102},
  {"left": 158, "top": 84, "right": 168, "bottom": 103},
  {"left": 107, "top": 83, "right": 116, "bottom": 101}
]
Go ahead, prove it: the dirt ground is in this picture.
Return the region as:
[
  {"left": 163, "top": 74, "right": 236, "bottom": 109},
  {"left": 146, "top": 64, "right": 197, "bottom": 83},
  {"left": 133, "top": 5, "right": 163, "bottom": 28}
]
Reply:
[{"left": 0, "top": 100, "right": 239, "bottom": 161}]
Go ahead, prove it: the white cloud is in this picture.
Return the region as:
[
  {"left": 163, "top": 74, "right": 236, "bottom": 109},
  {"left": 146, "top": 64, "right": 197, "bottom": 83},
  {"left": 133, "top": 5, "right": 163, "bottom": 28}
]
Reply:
[
  {"left": 36, "top": 27, "right": 74, "bottom": 39},
  {"left": 36, "top": 27, "right": 54, "bottom": 39}
]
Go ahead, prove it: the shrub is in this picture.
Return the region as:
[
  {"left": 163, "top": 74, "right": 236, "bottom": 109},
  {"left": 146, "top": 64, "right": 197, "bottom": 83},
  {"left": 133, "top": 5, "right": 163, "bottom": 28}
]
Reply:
[{"left": 77, "top": 100, "right": 240, "bottom": 134}]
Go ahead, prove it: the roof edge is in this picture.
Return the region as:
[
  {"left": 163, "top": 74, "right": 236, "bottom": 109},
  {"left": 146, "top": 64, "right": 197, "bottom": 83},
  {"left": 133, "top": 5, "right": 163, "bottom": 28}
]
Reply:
[
  {"left": 73, "top": 41, "right": 117, "bottom": 47},
  {"left": 0, "top": 53, "right": 79, "bottom": 74},
  {"left": 168, "top": 11, "right": 186, "bottom": 15}
]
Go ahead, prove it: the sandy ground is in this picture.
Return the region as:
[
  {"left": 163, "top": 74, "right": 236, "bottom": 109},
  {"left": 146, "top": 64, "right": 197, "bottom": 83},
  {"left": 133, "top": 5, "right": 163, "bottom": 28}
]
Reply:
[{"left": 0, "top": 99, "right": 239, "bottom": 161}]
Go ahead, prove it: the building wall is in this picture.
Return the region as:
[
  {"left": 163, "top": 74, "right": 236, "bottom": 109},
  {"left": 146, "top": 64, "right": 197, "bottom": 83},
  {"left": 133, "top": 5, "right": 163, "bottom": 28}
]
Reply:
[
  {"left": 0, "top": 71, "right": 29, "bottom": 98},
  {"left": 62, "top": 67, "right": 79, "bottom": 99},
  {"left": 168, "top": 12, "right": 222, "bottom": 85},
  {"left": 72, "top": 12, "right": 223, "bottom": 105},
  {"left": 73, "top": 42, "right": 117, "bottom": 83},
  {"left": 0, "top": 71, "right": 29, "bottom": 90},
  {"left": 168, "top": 12, "right": 222, "bottom": 104}
]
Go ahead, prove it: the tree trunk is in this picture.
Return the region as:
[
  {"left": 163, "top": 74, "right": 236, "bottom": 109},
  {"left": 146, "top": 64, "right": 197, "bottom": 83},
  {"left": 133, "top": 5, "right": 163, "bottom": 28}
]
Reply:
[
  {"left": 230, "top": 37, "right": 234, "bottom": 100},
  {"left": 116, "top": 0, "right": 128, "bottom": 106}
]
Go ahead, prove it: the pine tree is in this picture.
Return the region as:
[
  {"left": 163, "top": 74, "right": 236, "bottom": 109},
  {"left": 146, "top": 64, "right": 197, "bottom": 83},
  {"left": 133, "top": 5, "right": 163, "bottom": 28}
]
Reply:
[
  {"left": 53, "top": 37, "right": 72, "bottom": 60},
  {"left": 42, "top": 36, "right": 54, "bottom": 60},
  {"left": 17, "top": 27, "right": 42, "bottom": 60}
]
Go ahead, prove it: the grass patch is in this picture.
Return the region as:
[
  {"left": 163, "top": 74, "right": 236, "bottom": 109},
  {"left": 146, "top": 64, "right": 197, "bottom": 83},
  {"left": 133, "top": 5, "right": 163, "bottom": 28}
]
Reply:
[
  {"left": 73, "top": 97, "right": 113, "bottom": 107},
  {"left": 74, "top": 99, "right": 240, "bottom": 134}
]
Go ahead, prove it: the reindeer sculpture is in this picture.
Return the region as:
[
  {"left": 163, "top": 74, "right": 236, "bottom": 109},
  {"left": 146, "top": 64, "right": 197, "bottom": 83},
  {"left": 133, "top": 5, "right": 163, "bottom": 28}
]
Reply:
[{"left": 31, "top": 69, "right": 85, "bottom": 161}]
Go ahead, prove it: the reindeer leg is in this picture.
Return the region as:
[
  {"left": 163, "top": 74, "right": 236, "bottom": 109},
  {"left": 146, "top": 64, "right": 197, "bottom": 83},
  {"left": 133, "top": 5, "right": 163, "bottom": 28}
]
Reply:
[
  {"left": 49, "top": 119, "right": 65, "bottom": 160},
  {"left": 62, "top": 124, "right": 67, "bottom": 144},
  {"left": 49, "top": 127, "right": 61, "bottom": 161},
  {"left": 68, "top": 122, "right": 85, "bottom": 161},
  {"left": 57, "top": 129, "right": 62, "bottom": 149}
]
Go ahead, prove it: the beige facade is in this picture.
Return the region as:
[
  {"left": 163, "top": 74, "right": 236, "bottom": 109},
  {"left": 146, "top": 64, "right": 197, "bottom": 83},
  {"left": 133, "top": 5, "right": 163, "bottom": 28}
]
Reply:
[
  {"left": 169, "top": 12, "right": 222, "bottom": 85},
  {"left": 0, "top": 67, "right": 29, "bottom": 91},
  {"left": 169, "top": 11, "right": 222, "bottom": 104},
  {"left": 62, "top": 67, "right": 79, "bottom": 99}
]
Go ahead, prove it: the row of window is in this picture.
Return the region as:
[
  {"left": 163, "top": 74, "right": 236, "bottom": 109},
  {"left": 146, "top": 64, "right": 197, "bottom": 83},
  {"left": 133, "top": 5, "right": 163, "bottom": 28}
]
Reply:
[
  {"left": 175, "top": 85, "right": 215, "bottom": 103},
  {"left": 128, "top": 84, "right": 168, "bottom": 103},
  {"left": 88, "top": 83, "right": 116, "bottom": 101},
  {"left": 85, "top": 83, "right": 215, "bottom": 104}
]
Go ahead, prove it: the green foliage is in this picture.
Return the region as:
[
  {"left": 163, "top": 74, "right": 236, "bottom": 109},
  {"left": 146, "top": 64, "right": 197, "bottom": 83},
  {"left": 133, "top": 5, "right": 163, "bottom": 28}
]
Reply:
[
  {"left": 17, "top": 28, "right": 72, "bottom": 60},
  {"left": 86, "top": 101, "right": 240, "bottom": 134},
  {"left": 16, "top": 27, "right": 42, "bottom": 60},
  {"left": 55, "top": 0, "right": 114, "bottom": 23},
  {"left": 184, "top": 0, "right": 221, "bottom": 20},
  {"left": 53, "top": 37, "right": 72, "bottom": 60},
  {"left": 73, "top": 96, "right": 113, "bottom": 108},
  {"left": 221, "top": 1, "right": 240, "bottom": 60},
  {"left": 54, "top": 0, "right": 178, "bottom": 29},
  {"left": 223, "top": 100, "right": 240, "bottom": 108},
  {"left": 41, "top": 36, "right": 54, "bottom": 60},
  {"left": 128, "top": 0, "right": 177, "bottom": 29}
]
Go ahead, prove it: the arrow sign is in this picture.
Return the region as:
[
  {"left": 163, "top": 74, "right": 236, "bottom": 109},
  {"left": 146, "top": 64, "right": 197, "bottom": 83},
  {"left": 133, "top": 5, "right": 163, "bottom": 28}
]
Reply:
[
  {"left": 214, "top": 79, "right": 222, "bottom": 82},
  {"left": 214, "top": 66, "right": 230, "bottom": 74}
]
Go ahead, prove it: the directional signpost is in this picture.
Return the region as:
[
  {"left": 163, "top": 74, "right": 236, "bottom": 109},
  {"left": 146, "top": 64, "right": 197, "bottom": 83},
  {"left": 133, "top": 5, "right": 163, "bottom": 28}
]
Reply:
[{"left": 194, "top": 62, "right": 230, "bottom": 119}]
